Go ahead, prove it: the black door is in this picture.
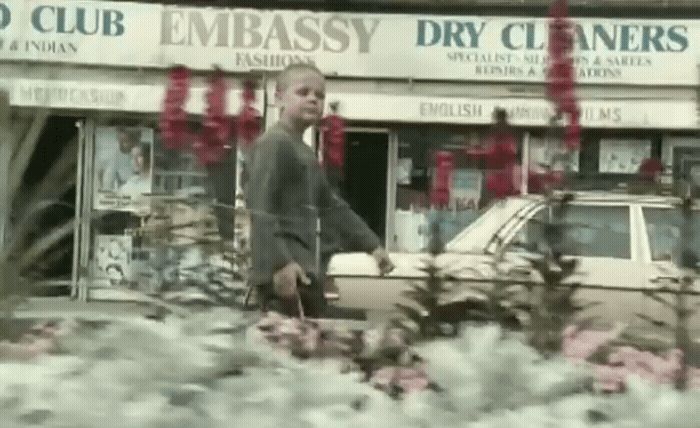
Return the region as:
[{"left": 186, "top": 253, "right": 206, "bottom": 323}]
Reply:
[{"left": 344, "top": 132, "right": 388, "bottom": 243}]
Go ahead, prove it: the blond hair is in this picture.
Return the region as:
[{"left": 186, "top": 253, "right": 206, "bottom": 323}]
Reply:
[{"left": 276, "top": 63, "right": 324, "bottom": 93}]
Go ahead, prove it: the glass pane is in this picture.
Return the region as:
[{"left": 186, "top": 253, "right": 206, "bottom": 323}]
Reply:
[
  {"left": 88, "top": 123, "right": 220, "bottom": 296},
  {"left": 510, "top": 205, "right": 631, "bottom": 259},
  {"left": 643, "top": 207, "right": 700, "bottom": 262},
  {"left": 510, "top": 207, "right": 547, "bottom": 253},
  {"left": 566, "top": 205, "right": 631, "bottom": 259},
  {"left": 393, "top": 126, "right": 488, "bottom": 252}
]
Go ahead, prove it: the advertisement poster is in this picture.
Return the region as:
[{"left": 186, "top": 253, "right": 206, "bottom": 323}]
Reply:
[
  {"left": 93, "top": 126, "right": 154, "bottom": 212},
  {"left": 529, "top": 137, "right": 580, "bottom": 172},
  {"left": 396, "top": 158, "right": 413, "bottom": 185},
  {"left": 599, "top": 139, "right": 651, "bottom": 174},
  {"left": 451, "top": 169, "right": 482, "bottom": 210},
  {"left": 93, "top": 234, "right": 133, "bottom": 287}
]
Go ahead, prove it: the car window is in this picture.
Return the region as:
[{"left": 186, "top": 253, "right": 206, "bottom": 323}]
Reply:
[
  {"left": 510, "top": 204, "right": 631, "bottom": 259},
  {"left": 642, "top": 207, "right": 700, "bottom": 262}
]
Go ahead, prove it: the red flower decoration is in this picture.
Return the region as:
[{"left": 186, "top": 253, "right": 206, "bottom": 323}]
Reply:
[
  {"left": 237, "top": 79, "right": 261, "bottom": 148},
  {"left": 160, "top": 66, "right": 191, "bottom": 150},
  {"left": 322, "top": 112, "right": 346, "bottom": 168},
  {"left": 485, "top": 132, "right": 517, "bottom": 171},
  {"left": 547, "top": 0, "right": 581, "bottom": 152},
  {"left": 639, "top": 158, "right": 664, "bottom": 180},
  {"left": 486, "top": 170, "right": 518, "bottom": 200},
  {"left": 431, "top": 151, "right": 454, "bottom": 208},
  {"left": 195, "top": 69, "right": 231, "bottom": 165}
]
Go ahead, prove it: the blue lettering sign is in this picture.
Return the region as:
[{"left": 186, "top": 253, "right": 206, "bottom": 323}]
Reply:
[
  {"left": 619, "top": 25, "right": 640, "bottom": 52},
  {"left": 416, "top": 19, "right": 689, "bottom": 53},
  {"left": 417, "top": 19, "right": 441, "bottom": 46},
  {"left": 32, "top": 6, "right": 53, "bottom": 32},
  {"left": 667, "top": 25, "right": 688, "bottom": 52},
  {"left": 0, "top": 2, "right": 10, "bottom": 30},
  {"left": 31, "top": 5, "right": 124, "bottom": 36},
  {"left": 103, "top": 10, "right": 124, "bottom": 36},
  {"left": 501, "top": 23, "right": 523, "bottom": 50},
  {"left": 525, "top": 23, "right": 544, "bottom": 50},
  {"left": 417, "top": 19, "right": 484, "bottom": 48}
]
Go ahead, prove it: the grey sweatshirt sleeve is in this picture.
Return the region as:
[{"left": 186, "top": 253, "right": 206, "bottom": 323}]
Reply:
[
  {"left": 319, "top": 172, "right": 381, "bottom": 253},
  {"left": 247, "top": 138, "right": 293, "bottom": 273}
]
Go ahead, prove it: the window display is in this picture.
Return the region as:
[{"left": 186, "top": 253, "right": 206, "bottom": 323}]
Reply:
[
  {"left": 599, "top": 139, "right": 651, "bottom": 174},
  {"left": 93, "top": 126, "right": 154, "bottom": 212},
  {"left": 393, "top": 127, "right": 487, "bottom": 252},
  {"left": 83, "top": 121, "right": 231, "bottom": 300}
]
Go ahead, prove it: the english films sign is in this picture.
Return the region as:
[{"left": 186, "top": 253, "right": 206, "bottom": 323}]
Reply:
[{"left": 0, "top": 0, "right": 698, "bottom": 85}]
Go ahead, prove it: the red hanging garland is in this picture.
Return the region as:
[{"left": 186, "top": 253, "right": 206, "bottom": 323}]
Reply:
[
  {"left": 546, "top": 0, "right": 581, "bottom": 151},
  {"left": 236, "top": 79, "right": 261, "bottom": 148},
  {"left": 638, "top": 158, "right": 664, "bottom": 181},
  {"left": 431, "top": 151, "right": 454, "bottom": 208},
  {"left": 194, "top": 69, "right": 231, "bottom": 165},
  {"left": 159, "top": 66, "right": 191, "bottom": 150},
  {"left": 322, "top": 106, "right": 346, "bottom": 168},
  {"left": 467, "top": 118, "right": 520, "bottom": 200}
]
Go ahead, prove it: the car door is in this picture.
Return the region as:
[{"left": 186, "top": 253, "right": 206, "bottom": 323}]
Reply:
[
  {"left": 502, "top": 202, "right": 650, "bottom": 330},
  {"left": 640, "top": 203, "right": 700, "bottom": 338}
]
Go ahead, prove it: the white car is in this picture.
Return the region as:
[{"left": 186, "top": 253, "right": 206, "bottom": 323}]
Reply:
[{"left": 327, "top": 192, "right": 700, "bottom": 335}]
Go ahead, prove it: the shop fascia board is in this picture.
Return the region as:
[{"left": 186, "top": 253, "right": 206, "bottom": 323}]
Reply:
[
  {"left": 322, "top": 92, "right": 698, "bottom": 129},
  {"left": 324, "top": 78, "right": 697, "bottom": 101},
  {"left": 0, "top": 72, "right": 265, "bottom": 115}
]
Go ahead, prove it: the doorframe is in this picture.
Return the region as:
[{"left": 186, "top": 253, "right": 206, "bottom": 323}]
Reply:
[{"left": 343, "top": 127, "right": 394, "bottom": 249}]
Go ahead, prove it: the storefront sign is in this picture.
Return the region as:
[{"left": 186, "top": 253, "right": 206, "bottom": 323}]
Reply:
[
  {"left": 0, "top": 0, "right": 698, "bottom": 85},
  {"left": 330, "top": 94, "right": 698, "bottom": 129},
  {"left": 0, "top": 78, "right": 264, "bottom": 113}
]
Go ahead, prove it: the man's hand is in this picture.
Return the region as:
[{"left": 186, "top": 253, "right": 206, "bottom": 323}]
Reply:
[
  {"left": 273, "top": 262, "right": 311, "bottom": 298},
  {"left": 372, "top": 247, "right": 395, "bottom": 276}
]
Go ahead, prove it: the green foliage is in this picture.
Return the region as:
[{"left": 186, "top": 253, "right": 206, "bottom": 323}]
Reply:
[
  {"left": 515, "top": 192, "right": 592, "bottom": 357},
  {"left": 0, "top": 99, "right": 76, "bottom": 338},
  {"left": 635, "top": 195, "right": 698, "bottom": 390}
]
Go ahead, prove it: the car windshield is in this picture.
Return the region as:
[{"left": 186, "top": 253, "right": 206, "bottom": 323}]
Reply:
[
  {"left": 445, "top": 197, "right": 537, "bottom": 253},
  {"left": 511, "top": 204, "right": 632, "bottom": 259}
]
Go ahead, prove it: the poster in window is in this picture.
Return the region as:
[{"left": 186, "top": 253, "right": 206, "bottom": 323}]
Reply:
[
  {"left": 599, "top": 139, "right": 651, "bottom": 174},
  {"left": 451, "top": 169, "right": 482, "bottom": 210},
  {"left": 528, "top": 137, "right": 579, "bottom": 172},
  {"left": 93, "top": 126, "right": 154, "bottom": 212},
  {"left": 93, "top": 234, "right": 133, "bottom": 287},
  {"left": 396, "top": 158, "right": 413, "bottom": 185}
]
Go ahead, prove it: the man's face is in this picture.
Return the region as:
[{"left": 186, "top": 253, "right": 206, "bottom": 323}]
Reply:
[
  {"left": 131, "top": 146, "right": 145, "bottom": 172},
  {"left": 118, "top": 131, "right": 137, "bottom": 153},
  {"left": 277, "top": 71, "right": 326, "bottom": 127}
]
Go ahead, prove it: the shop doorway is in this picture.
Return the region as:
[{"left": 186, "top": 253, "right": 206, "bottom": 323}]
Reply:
[
  {"left": 24, "top": 116, "right": 79, "bottom": 296},
  {"left": 344, "top": 131, "right": 389, "bottom": 243}
]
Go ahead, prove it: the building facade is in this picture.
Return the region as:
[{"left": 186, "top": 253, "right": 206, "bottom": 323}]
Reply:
[{"left": 0, "top": 0, "right": 698, "bottom": 296}]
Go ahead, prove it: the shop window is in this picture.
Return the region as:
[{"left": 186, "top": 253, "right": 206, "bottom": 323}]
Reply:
[
  {"left": 393, "top": 126, "right": 488, "bottom": 252},
  {"left": 86, "top": 123, "right": 228, "bottom": 299}
]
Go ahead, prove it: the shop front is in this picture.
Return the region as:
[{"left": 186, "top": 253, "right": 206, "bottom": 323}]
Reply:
[
  {"left": 0, "top": 0, "right": 698, "bottom": 294},
  {"left": 0, "top": 64, "right": 264, "bottom": 300},
  {"left": 323, "top": 90, "right": 699, "bottom": 252}
]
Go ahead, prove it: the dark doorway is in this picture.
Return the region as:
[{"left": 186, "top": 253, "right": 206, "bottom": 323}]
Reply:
[
  {"left": 343, "top": 132, "right": 389, "bottom": 243},
  {"left": 23, "top": 116, "right": 79, "bottom": 296}
]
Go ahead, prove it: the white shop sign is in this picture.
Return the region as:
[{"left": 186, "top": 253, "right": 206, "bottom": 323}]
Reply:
[
  {"left": 0, "top": 0, "right": 698, "bottom": 85},
  {"left": 328, "top": 94, "right": 698, "bottom": 129},
  {"left": 0, "top": 78, "right": 264, "bottom": 113}
]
